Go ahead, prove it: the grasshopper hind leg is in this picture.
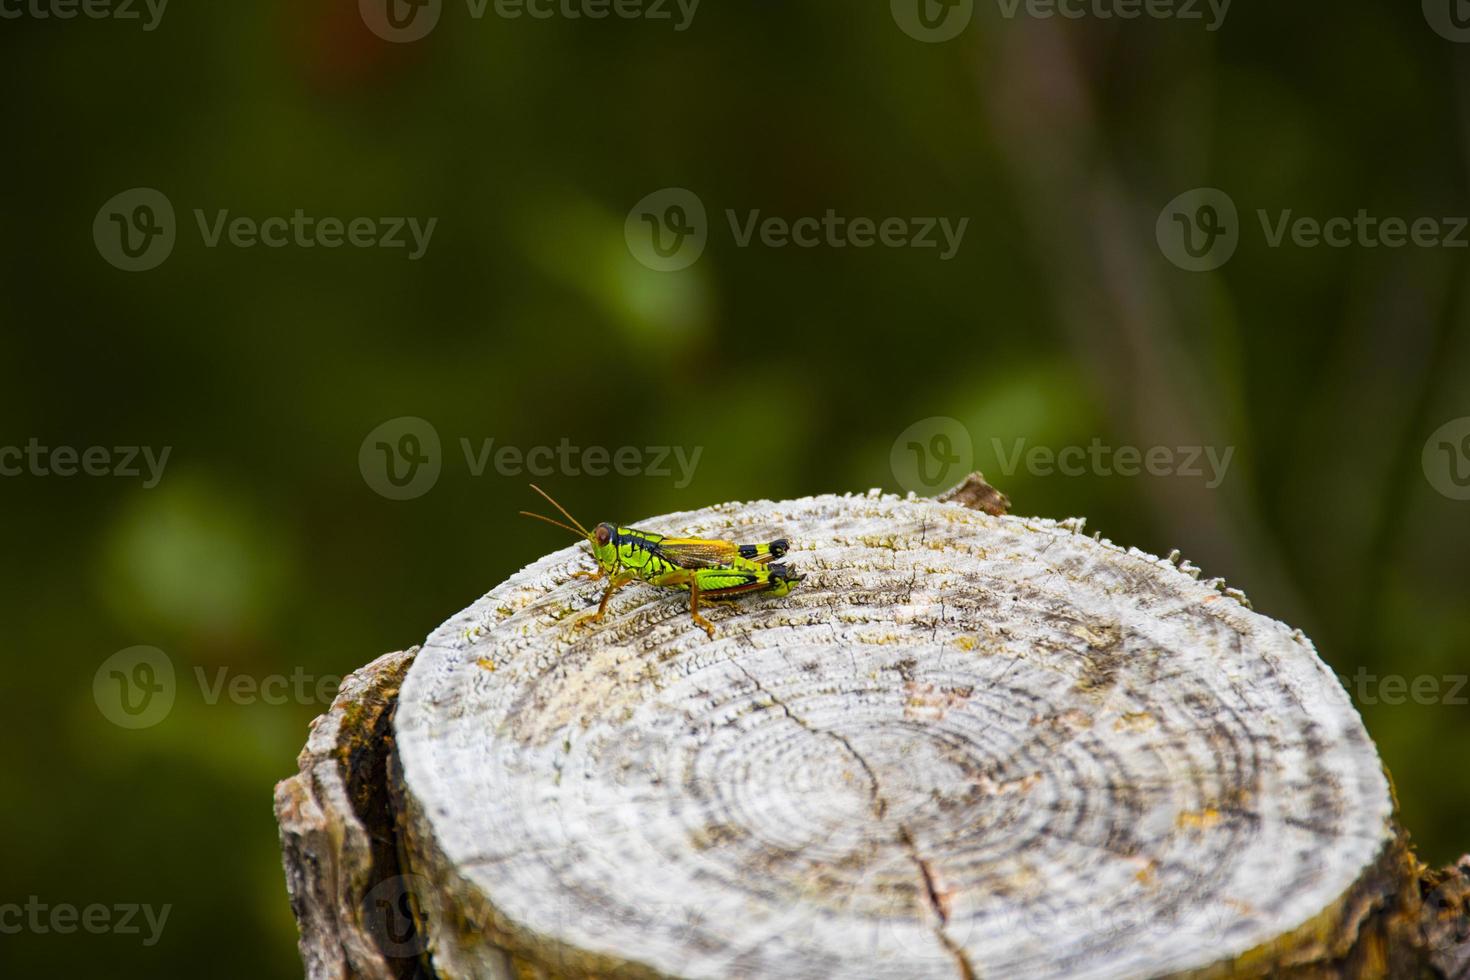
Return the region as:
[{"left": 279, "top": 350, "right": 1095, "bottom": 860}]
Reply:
[{"left": 687, "top": 578, "right": 717, "bottom": 639}]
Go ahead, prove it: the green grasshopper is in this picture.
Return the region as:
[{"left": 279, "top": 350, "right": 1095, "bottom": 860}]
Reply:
[{"left": 521, "top": 485, "right": 804, "bottom": 638}]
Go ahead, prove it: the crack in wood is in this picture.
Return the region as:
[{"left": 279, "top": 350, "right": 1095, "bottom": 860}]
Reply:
[{"left": 732, "top": 657, "right": 978, "bottom": 979}]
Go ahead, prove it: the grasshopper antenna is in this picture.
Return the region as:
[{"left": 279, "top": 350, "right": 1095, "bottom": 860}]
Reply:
[
  {"left": 528, "top": 484, "right": 590, "bottom": 536},
  {"left": 523, "top": 484, "right": 592, "bottom": 538},
  {"left": 519, "top": 510, "right": 587, "bottom": 539}
]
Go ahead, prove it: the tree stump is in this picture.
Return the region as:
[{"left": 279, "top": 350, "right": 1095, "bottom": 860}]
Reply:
[{"left": 277, "top": 477, "right": 1469, "bottom": 979}]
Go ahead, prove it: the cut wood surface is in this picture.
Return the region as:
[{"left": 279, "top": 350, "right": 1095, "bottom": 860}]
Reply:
[{"left": 373, "top": 479, "right": 1432, "bottom": 979}]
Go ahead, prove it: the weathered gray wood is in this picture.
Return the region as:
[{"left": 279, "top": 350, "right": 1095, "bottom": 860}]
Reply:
[
  {"left": 381, "top": 482, "right": 1422, "bottom": 979},
  {"left": 276, "top": 649, "right": 428, "bottom": 980}
]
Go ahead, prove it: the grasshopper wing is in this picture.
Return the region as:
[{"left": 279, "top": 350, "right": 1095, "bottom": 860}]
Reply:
[
  {"left": 654, "top": 535, "right": 790, "bottom": 569},
  {"left": 650, "top": 538, "right": 743, "bottom": 569}
]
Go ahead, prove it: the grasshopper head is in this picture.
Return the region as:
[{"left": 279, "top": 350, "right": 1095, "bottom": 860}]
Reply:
[
  {"left": 766, "top": 563, "right": 805, "bottom": 598},
  {"left": 590, "top": 522, "right": 619, "bottom": 572}
]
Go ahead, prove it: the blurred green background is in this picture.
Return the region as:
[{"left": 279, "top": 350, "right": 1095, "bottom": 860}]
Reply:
[{"left": 3, "top": 0, "right": 1468, "bottom": 975}]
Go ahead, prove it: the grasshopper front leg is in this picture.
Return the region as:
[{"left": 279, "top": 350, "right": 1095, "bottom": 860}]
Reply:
[
  {"left": 565, "top": 569, "right": 630, "bottom": 631},
  {"left": 589, "top": 572, "right": 636, "bottom": 624}
]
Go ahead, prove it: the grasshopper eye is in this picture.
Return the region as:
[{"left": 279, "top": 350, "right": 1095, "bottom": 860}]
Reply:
[{"left": 594, "top": 524, "right": 613, "bottom": 546}]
